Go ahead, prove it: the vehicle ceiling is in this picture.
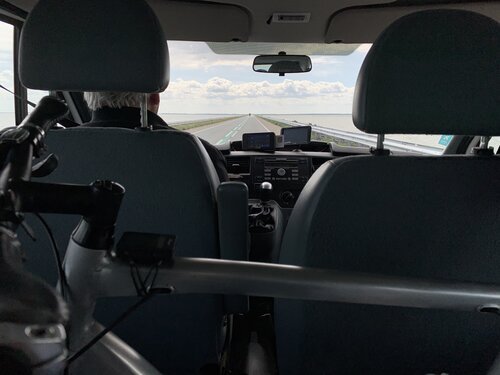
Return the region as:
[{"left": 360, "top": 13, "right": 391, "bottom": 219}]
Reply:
[{"left": 4, "top": 0, "right": 500, "bottom": 45}]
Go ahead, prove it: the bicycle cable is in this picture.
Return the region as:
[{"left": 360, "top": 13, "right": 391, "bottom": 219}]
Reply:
[
  {"left": 67, "top": 260, "right": 169, "bottom": 365},
  {"left": 32, "top": 213, "right": 68, "bottom": 300}
]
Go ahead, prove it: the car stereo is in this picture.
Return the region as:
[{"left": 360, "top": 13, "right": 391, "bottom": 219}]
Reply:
[
  {"left": 281, "top": 126, "right": 312, "bottom": 145},
  {"left": 252, "top": 156, "right": 311, "bottom": 207},
  {"left": 242, "top": 132, "right": 275, "bottom": 151}
]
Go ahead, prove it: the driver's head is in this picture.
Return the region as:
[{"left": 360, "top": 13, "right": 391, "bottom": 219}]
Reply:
[{"left": 84, "top": 92, "right": 161, "bottom": 114}]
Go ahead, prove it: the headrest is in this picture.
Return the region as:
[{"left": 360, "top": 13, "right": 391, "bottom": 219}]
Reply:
[
  {"left": 353, "top": 10, "right": 500, "bottom": 135},
  {"left": 19, "top": 0, "right": 169, "bottom": 93}
]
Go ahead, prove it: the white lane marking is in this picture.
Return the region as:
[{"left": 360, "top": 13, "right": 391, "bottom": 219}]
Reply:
[
  {"left": 255, "top": 116, "right": 273, "bottom": 133},
  {"left": 191, "top": 117, "right": 242, "bottom": 135},
  {"left": 214, "top": 117, "right": 250, "bottom": 145}
]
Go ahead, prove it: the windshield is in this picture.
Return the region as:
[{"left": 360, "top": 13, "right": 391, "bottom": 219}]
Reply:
[
  {"left": 160, "top": 42, "right": 447, "bottom": 155},
  {"left": 0, "top": 33, "right": 448, "bottom": 154}
]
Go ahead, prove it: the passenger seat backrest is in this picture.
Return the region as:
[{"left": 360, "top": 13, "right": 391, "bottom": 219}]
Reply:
[
  {"left": 275, "top": 9, "right": 500, "bottom": 375},
  {"left": 45, "top": 128, "right": 220, "bottom": 256},
  {"left": 25, "top": 128, "right": 224, "bottom": 372},
  {"left": 277, "top": 155, "right": 500, "bottom": 374},
  {"left": 18, "top": 0, "right": 234, "bottom": 372}
]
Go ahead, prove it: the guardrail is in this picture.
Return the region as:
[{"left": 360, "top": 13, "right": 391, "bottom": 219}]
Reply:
[{"left": 262, "top": 117, "right": 443, "bottom": 155}]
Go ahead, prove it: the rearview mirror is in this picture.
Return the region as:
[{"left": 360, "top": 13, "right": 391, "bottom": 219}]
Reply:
[{"left": 253, "top": 54, "right": 312, "bottom": 76}]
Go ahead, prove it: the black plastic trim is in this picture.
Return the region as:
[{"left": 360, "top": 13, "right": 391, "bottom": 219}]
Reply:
[
  {"left": 13, "top": 25, "right": 27, "bottom": 125},
  {"left": 0, "top": 1, "right": 27, "bottom": 22}
]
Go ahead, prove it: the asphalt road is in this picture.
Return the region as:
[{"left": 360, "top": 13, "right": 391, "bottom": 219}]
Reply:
[{"left": 187, "top": 115, "right": 282, "bottom": 145}]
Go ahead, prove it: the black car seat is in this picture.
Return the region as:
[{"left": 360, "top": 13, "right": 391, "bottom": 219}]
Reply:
[
  {"left": 19, "top": 0, "right": 248, "bottom": 373},
  {"left": 274, "top": 9, "right": 500, "bottom": 375}
]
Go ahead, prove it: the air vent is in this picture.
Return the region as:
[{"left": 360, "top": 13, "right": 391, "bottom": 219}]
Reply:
[
  {"left": 227, "top": 157, "right": 250, "bottom": 174},
  {"left": 271, "top": 13, "right": 311, "bottom": 24}
]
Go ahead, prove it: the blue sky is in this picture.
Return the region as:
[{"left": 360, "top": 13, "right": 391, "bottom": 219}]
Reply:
[
  {"left": 0, "top": 20, "right": 370, "bottom": 115},
  {"left": 168, "top": 42, "right": 367, "bottom": 87},
  {"left": 160, "top": 41, "right": 370, "bottom": 114}
]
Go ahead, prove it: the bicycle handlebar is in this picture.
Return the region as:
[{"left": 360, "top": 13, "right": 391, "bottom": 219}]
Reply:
[
  {"left": 0, "top": 97, "right": 70, "bottom": 373},
  {"left": 19, "top": 96, "right": 69, "bottom": 134},
  {"left": 0, "top": 96, "right": 68, "bottom": 196},
  {"left": 0, "top": 96, "right": 126, "bottom": 373}
]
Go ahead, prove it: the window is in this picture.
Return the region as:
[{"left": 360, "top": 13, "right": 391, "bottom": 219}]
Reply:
[
  {"left": 0, "top": 21, "right": 14, "bottom": 129},
  {"left": 159, "top": 41, "right": 447, "bottom": 155},
  {"left": 0, "top": 18, "right": 49, "bottom": 126},
  {"left": 27, "top": 89, "right": 49, "bottom": 112}
]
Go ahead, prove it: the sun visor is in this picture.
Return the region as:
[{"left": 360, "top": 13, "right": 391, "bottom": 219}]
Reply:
[
  {"left": 207, "top": 42, "right": 360, "bottom": 55},
  {"left": 326, "top": 2, "right": 500, "bottom": 43},
  {"left": 149, "top": 0, "right": 250, "bottom": 42},
  {"left": 19, "top": 0, "right": 169, "bottom": 93}
]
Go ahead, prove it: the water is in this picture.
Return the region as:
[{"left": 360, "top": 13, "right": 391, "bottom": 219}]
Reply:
[{"left": 266, "top": 114, "right": 445, "bottom": 150}]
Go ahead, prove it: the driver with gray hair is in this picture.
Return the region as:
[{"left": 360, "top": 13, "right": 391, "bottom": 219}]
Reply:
[{"left": 83, "top": 91, "right": 228, "bottom": 182}]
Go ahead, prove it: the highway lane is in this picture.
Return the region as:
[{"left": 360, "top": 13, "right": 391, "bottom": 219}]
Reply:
[{"left": 187, "top": 115, "right": 282, "bottom": 145}]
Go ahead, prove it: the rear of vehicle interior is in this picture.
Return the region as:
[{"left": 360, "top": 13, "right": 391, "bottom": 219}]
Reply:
[{"left": 0, "top": 0, "right": 498, "bottom": 374}]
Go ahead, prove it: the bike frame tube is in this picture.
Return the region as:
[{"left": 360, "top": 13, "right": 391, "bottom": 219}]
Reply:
[
  {"left": 68, "top": 324, "right": 162, "bottom": 375},
  {"left": 64, "top": 238, "right": 500, "bottom": 350}
]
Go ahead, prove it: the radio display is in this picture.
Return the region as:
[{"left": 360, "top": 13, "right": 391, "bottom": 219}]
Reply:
[{"left": 253, "top": 157, "right": 310, "bottom": 185}]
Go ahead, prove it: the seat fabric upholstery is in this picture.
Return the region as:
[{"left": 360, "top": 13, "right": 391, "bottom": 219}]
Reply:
[
  {"left": 353, "top": 9, "right": 499, "bottom": 135},
  {"left": 20, "top": 0, "right": 169, "bottom": 92},
  {"left": 276, "top": 156, "right": 500, "bottom": 374},
  {"left": 275, "top": 9, "right": 500, "bottom": 374},
  {"left": 23, "top": 127, "right": 223, "bottom": 374}
]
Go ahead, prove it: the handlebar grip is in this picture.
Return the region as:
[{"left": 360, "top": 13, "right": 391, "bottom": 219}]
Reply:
[{"left": 19, "top": 96, "right": 68, "bottom": 133}]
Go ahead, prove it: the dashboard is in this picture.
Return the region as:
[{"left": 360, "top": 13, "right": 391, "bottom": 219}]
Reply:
[{"left": 225, "top": 151, "right": 334, "bottom": 207}]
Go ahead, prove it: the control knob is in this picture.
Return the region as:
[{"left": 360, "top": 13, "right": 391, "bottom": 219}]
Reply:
[
  {"left": 277, "top": 168, "right": 286, "bottom": 177},
  {"left": 280, "top": 191, "right": 295, "bottom": 204}
]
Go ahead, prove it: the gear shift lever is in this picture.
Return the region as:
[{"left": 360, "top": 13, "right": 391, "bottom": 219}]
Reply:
[{"left": 260, "top": 182, "right": 273, "bottom": 203}]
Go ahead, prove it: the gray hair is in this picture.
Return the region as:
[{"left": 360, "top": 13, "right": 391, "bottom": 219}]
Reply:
[{"left": 84, "top": 92, "right": 146, "bottom": 111}]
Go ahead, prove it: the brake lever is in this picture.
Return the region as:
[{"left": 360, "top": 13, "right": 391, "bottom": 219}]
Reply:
[{"left": 32, "top": 153, "right": 58, "bottom": 178}]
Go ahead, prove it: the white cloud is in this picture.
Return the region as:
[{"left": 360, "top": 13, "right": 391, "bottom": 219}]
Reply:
[
  {"left": 163, "top": 77, "right": 353, "bottom": 100},
  {"left": 159, "top": 77, "right": 355, "bottom": 114}
]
